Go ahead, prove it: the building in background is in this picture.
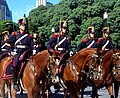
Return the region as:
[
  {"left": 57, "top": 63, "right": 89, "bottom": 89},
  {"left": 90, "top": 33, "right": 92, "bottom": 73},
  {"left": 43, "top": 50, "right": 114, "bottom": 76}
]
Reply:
[
  {"left": 36, "top": 0, "right": 47, "bottom": 7},
  {"left": 0, "top": 0, "right": 12, "bottom": 21}
]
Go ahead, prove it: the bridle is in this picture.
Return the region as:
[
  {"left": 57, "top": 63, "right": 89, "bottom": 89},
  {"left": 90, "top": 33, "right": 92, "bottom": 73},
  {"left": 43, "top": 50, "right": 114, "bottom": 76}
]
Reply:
[
  {"left": 112, "top": 52, "right": 120, "bottom": 75},
  {"left": 29, "top": 53, "right": 49, "bottom": 79}
]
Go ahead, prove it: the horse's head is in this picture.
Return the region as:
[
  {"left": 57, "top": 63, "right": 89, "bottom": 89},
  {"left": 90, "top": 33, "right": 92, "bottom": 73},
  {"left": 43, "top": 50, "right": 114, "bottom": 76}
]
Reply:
[
  {"left": 91, "top": 49, "right": 107, "bottom": 68},
  {"left": 48, "top": 49, "right": 62, "bottom": 66},
  {"left": 48, "top": 49, "right": 62, "bottom": 76},
  {"left": 112, "top": 50, "right": 120, "bottom": 63},
  {"left": 112, "top": 50, "right": 120, "bottom": 80},
  {"left": 112, "top": 50, "right": 120, "bottom": 66},
  {"left": 98, "top": 49, "right": 120, "bottom": 78}
]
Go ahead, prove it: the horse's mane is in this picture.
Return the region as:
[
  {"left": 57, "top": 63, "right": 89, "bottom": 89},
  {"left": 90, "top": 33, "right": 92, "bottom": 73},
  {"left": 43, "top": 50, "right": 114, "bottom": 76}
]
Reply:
[
  {"left": 103, "top": 50, "right": 113, "bottom": 60},
  {"left": 71, "top": 48, "right": 97, "bottom": 70},
  {"left": 0, "top": 56, "right": 11, "bottom": 67},
  {"left": 103, "top": 49, "right": 120, "bottom": 61},
  {"left": 102, "top": 49, "right": 120, "bottom": 70},
  {"left": 29, "top": 50, "right": 50, "bottom": 67},
  {"left": 73, "top": 48, "right": 97, "bottom": 58}
]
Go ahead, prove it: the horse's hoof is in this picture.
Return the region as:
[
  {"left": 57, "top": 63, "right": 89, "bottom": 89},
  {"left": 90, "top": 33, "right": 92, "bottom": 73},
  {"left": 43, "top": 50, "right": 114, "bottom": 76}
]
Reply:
[{"left": 110, "top": 95, "right": 115, "bottom": 98}]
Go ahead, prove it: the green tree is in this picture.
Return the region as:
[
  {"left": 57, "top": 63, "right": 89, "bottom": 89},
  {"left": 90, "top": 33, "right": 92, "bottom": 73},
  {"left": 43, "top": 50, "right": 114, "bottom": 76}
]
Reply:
[{"left": 28, "top": 0, "right": 120, "bottom": 50}]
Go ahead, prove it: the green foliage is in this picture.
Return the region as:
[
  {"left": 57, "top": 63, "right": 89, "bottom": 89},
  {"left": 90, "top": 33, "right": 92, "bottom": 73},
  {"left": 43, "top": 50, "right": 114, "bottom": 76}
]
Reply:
[
  {"left": 0, "top": 20, "right": 19, "bottom": 38},
  {"left": 0, "top": 20, "right": 7, "bottom": 35},
  {"left": 28, "top": 0, "right": 120, "bottom": 50}
]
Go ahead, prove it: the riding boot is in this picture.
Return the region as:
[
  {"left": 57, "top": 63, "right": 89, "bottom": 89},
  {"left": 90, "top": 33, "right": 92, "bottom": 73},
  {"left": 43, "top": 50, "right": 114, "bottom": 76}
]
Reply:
[{"left": 13, "top": 66, "right": 19, "bottom": 92}]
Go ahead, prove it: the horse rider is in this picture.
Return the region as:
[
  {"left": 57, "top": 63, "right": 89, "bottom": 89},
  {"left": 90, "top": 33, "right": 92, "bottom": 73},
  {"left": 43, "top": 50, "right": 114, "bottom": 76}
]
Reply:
[
  {"left": 0, "top": 31, "right": 12, "bottom": 60},
  {"left": 46, "top": 20, "right": 73, "bottom": 82},
  {"left": 6, "top": 15, "right": 34, "bottom": 91},
  {"left": 77, "top": 26, "right": 98, "bottom": 52},
  {"left": 97, "top": 27, "right": 113, "bottom": 52},
  {"left": 31, "top": 31, "right": 46, "bottom": 55}
]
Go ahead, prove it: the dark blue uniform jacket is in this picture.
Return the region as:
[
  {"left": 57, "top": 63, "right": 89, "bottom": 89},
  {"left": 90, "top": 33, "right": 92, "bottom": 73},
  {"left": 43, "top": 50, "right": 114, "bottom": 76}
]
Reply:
[
  {"left": 97, "top": 38, "right": 113, "bottom": 50},
  {"left": 46, "top": 34, "right": 73, "bottom": 53},
  {"left": 77, "top": 38, "right": 98, "bottom": 52},
  {"left": 6, "top": 32, "right": 34, "bottom": 53}
]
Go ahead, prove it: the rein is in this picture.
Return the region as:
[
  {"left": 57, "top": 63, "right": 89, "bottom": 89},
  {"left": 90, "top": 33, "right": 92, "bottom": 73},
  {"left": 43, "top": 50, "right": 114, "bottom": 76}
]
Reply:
[
  {"left": 46, "top": 56, "right": 54, "bottom": 78},
  {"left": 90, "top": 51, "right": 120, "bottom": 80},
  {"left": 29, "top": 54, "right": 49, "bottom": 79},
  {"left": 112, "top": 53, "right": 120, "bottom": 75},
  {"left": 48, "top": 55, "right": 67, "bottom": 89},
  {"left": 70, "top": 57, "right": 86, "bottom": 75},
  {"left": 68, "top": 57, "right": 79, "bottom": 75},
  {"left": 103, "top": 52, "right": 120, "bottom": 76}
]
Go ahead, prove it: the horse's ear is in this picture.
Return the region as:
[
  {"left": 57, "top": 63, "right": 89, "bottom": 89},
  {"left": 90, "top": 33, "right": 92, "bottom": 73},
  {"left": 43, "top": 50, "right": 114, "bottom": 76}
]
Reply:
[{"left": 48, "top": 49, "right": 53, "bottom": 56}]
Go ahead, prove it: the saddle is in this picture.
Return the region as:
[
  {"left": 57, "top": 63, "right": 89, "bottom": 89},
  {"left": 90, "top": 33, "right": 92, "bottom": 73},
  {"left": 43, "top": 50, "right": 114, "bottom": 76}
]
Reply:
[
  {"left": 0, "top": 52, "right": 9, "bottom": 61},
  {"left": 0, "top": 50, "right": 31, "bottom": 79}
]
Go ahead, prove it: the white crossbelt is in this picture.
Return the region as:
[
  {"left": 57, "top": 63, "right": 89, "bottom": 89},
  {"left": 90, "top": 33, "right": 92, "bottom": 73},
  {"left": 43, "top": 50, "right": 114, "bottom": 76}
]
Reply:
[
  {"left": 87, "top": 40, "right": 95, "bottom": 48},
  {"left": 16, "top": 45, "right": 27, "bottom": 48},
  {"left": 15, "top": 34, "right": 28, "bottom": 46},
  {"left": 57, "top": 48, "right": 64, "bottom": 51},
  {"left": 54, "top": 37, "right": 66, "bottom": 50},
  {"left": 1, "top": 49, "right": 7, "bottom": 51},
  {"left": 1, "top": 44, "right": 6, "bottom": 49},
  {"left": 102, "top": 40, "right": 109, "bottom": 50}
]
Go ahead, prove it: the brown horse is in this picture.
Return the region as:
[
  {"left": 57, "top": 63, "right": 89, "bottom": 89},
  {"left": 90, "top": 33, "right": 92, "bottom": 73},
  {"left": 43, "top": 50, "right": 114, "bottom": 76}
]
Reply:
[
  {"left": 68, "top": 48, "right": 119, "bottom": 98},
  {"left": 48, "top": 48, "right": 97, "bottom": 98},
  {"left": 0, "top": 56, "right": 11, "bottom": 98},
  {"left": 112, "top": 50, "right": 120, "bottom": 98},
  {"left": 0, "top": 50, "right": 50, "bottom": 98},
  {"left": 85, "top": 49, "right": 120, "bottom": 98}
]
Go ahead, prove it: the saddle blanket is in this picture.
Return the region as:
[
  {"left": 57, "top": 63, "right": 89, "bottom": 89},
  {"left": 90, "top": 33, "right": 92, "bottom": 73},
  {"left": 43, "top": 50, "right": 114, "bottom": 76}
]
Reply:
[
  {"left": 0, "top": 60, "right": 26, "bottom": 80},
  {"left": 0, "top": 50, "right": 30, "bottom": 80}
]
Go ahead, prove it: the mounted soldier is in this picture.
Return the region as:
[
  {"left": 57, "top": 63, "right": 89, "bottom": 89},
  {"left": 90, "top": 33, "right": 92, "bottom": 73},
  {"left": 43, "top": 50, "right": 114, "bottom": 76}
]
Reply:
[
  {"left": 0, "top": 31, "right": 12, "bottom": 60},
  {"left": 46, "top": 19, "right": 73, "bottom": 82},
  {"left": 97, "top": 27, "right": 113, "bottom": 52},
  {"left": 6, "top": 14, "right": 34, "bottom": 91},
  {"left": 77, "top": 26, "right": 98, "bottom": 52},
  {"left": 31, "top": 31, "right": 46, "bottom": 55}
]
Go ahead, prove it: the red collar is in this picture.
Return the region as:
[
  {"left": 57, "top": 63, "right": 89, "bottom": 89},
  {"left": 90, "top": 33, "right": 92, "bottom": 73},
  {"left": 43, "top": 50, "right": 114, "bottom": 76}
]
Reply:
[
  {"left": 20, "top": 31, "right": 25, "bottom": 34},
  {"left": 60, "top": 33, "right": 65, "bottom": 37}
]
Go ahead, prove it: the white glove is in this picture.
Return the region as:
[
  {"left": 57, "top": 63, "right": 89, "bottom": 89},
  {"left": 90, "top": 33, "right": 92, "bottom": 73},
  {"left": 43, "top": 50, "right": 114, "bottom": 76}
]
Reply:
[
  {"left": 11, "top": 51, "right": 17, "bottom": 56},
  {"left": 69, "top": 51, "right": 73, "bottom": 57},
  {"left": 33, "top": 50, "right": 36, "bottom": 55}
]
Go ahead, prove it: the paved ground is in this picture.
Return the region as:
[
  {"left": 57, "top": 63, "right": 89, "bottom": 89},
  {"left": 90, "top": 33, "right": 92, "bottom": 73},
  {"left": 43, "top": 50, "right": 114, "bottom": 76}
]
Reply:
[
  {"left": 14, "top": 86, "right": 120, "bottom": 98},
  {"left": 0, "top": 85, "right": 120, "bottom": 98}
]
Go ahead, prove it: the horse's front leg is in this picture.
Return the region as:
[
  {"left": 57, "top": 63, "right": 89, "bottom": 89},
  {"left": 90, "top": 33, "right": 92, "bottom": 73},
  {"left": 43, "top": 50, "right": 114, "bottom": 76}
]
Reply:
[
  {"left": 34, "top": 90, "right": 40, "bottom": 98},
  {"left": 91, "top": 86, "right": 98, "bottom": 98},
  {"left": 81, "top": 88, "right": 85, "bottom": 98},
  {"left": 11, "top": 88, "right": 16, "bottom": 98},
  {"left": 27, "top": 88, "right": 37, "bottom": 98},
  {"left": 0, "top": 80, "right": 5, "bottom": 98},
  {"left": 64, "top": 89, "right": 69, "bottom": 98},
  {"left": 6, "top": 80, "right": 11, "bottom": 98},
  {"left": 107, "top": 85, "right": 114, "bottom": 98},
  {"left": 114, "top": 82, "right": 119, "bottom": 98}
]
